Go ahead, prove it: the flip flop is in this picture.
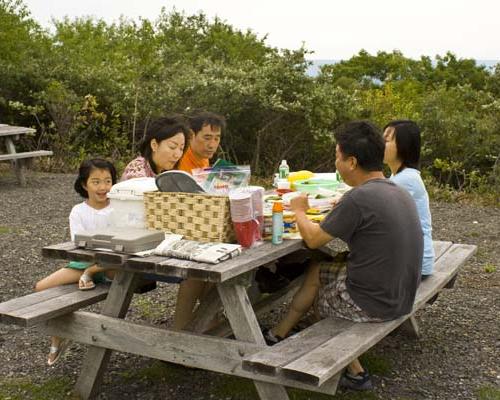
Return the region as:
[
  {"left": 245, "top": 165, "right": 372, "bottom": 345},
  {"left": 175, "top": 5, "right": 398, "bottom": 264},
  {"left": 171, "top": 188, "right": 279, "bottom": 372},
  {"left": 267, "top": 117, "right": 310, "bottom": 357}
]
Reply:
[
  {"left": 47, "top": 339, "right": 68, "bottom": 366},
  {"left": 78, "top": 273, "right": 96, "bottom": 291}
]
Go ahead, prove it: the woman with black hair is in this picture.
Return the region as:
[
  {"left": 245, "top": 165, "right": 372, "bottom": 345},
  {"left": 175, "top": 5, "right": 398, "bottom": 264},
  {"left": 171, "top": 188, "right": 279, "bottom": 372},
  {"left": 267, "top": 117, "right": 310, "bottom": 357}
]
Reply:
[
  {"left": 121, "top": 115, "right": 190, "bottom": 180},
  {"left": 383, "top": 120, "right": 434, "bottom": 278}
]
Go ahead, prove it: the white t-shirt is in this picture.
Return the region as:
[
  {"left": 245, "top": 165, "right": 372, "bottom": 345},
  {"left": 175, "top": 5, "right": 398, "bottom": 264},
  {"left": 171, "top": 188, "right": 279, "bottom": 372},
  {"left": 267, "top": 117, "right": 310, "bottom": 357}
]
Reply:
[{"left": 69, "top": 202, "right": 113, "bottom": 240}]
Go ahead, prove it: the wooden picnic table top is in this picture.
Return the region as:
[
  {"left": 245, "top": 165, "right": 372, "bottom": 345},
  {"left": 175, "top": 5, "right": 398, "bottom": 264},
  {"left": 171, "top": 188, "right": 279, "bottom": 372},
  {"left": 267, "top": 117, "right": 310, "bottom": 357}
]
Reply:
[
  {"left": 43, "top": 239, "right": 307, "bottom": 283},
  {"left": 0, "top": 125, "right": 36, "bottom": 137}
]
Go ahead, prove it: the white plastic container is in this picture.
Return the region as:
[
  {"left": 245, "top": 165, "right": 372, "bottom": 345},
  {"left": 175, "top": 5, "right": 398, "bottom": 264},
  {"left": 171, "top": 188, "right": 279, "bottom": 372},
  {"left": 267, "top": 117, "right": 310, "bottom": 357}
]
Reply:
[{"left": 107, "top": 177, "right": 158, "bottom": 229}]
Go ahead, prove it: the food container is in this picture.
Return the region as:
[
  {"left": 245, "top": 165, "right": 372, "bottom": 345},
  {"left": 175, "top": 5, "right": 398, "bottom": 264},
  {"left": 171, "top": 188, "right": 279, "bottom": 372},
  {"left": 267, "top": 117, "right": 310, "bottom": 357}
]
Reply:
[
  {"left": 293, "top": 178, "right": 339, "bottom": 194},
  {"left": 107, "top": 178, "right": 158, "bottom": 229},
  {"left": 144, "top": 192, "right": 235, "bottom": 243}
]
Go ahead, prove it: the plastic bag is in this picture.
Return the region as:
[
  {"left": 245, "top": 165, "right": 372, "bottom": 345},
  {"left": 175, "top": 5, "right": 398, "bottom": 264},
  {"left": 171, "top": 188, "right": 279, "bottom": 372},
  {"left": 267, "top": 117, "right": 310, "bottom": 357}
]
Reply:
[{"left": 192, "top": 165, "right": 251, "bottom": 195}]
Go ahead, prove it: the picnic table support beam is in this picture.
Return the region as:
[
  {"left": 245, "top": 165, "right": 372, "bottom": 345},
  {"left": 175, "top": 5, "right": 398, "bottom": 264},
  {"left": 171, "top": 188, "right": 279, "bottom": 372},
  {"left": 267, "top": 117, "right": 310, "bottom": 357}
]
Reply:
[
  {"left": 217, "top": 280, "right": 290, "bottom": 400},
  {"left": 185, "top": 285, "right": 222, "bottom": 333},
  {"left": 4, "top": 136, "right": 26, "bottom": 186},
  {"left": 399, "top": 315, "right": 420, "bottom": 338},
  {"left": 73, "top": 270, "right": 136, "bottom": 400}
]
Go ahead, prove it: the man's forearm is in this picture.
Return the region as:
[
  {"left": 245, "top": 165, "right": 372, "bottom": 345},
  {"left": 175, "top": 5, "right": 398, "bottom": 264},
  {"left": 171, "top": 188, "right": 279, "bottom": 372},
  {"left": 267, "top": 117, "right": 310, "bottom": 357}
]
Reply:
[{"left": 295, "top": 210, "right": 332, "bottom": 249}]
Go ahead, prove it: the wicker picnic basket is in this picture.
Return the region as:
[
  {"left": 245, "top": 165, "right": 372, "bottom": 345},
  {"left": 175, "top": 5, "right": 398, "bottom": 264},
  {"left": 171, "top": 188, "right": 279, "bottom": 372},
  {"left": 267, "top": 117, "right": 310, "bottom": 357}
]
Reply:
[{"left": 143, "top": 191, "right": 236, "bottom": 243}]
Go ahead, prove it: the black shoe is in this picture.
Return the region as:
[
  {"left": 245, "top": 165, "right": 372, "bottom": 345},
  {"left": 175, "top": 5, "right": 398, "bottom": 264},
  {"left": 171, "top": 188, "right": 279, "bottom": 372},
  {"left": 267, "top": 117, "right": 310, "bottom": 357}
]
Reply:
[
  {"left": 262, "top": 328, "right": 283, "bottom": 346},
  {"left": 339, "top": 369, "right": 373, "bottom": 391}
]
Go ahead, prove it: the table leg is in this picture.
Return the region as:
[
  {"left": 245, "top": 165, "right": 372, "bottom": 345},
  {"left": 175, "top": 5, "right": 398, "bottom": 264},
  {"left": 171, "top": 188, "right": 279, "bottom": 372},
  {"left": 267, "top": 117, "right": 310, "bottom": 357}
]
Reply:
[
  {"left": 74, "top": 270, "right": 136, "bottom": 399},
  {"left": 4, "top": 137, "right": 26, "bottom": 186},
  {"left": 184, "top": 285, "right": 222, "bottom": 333},
  {"left": 217, "top": 281, "right": 290, "bottom": 400}
]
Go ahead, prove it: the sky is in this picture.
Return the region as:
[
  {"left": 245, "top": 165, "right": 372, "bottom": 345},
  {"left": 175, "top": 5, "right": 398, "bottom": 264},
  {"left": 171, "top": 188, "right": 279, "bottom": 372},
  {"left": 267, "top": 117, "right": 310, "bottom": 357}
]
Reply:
[{"left": 22, "top": 0, "right": 500, "bottom": 60}]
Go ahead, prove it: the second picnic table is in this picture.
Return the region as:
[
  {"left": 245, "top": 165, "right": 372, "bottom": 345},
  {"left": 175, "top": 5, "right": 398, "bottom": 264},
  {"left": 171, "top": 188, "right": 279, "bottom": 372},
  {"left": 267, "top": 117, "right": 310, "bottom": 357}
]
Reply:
[{"left": 0, "top": 124, "right": 52, "bottom": 185}]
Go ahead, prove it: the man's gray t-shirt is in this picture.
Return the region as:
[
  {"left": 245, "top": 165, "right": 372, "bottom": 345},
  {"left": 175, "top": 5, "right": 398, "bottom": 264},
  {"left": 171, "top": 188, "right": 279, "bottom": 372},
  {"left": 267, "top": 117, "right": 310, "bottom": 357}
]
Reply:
[{"left": 320, "top": 179, "right": 423, "bottom": 319}]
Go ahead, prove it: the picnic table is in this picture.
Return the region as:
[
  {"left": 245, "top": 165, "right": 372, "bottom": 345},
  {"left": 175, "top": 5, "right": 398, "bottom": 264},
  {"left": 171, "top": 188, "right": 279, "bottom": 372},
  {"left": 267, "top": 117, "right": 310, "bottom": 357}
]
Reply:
[
  {"left": 0, "top": 238, "right": 476, "bottom": 399},
  {"left": 40, "top": 239, "right": 313, "bottom": 399},
  {"left": 0, "top": 124, "right": 52, "bottom": 185}
]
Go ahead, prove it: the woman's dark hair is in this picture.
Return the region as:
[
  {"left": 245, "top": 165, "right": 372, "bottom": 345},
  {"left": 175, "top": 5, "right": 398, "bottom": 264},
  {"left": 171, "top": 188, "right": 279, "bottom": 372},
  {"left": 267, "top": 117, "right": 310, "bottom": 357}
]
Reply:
[
  {"left": 189, "top": 111, "right": 226, "bottom": 135},
  {"left": 74, "top": 158, "right": 117, "bottom": 198},
  {"left": 139, "top": 115, "right": 190, "bottom": 173},
  {"left": 384, "top": 120, "right": 421, "bottom": 172},
  {"left": 334, "top": 120, "right": 384, "bottom": 171}
]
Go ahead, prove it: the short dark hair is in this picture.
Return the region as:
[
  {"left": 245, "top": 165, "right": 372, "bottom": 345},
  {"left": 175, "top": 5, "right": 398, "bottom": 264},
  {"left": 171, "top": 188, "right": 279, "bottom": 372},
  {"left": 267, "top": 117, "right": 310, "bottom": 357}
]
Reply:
[
  {"left": 383, "top": 120, "right": 421, "bottom": 172},
  {"left": 139, "top": 115, "right": 191, "bottom": 173},
  {"left": 74, "top": 158, "right": 117, "bottom": 198},
  {"left": 334, "top": 120, "right": 384, "bottom": 171},
  {"left": 189, "top": 111, "right": 226, "bottom": 135}
]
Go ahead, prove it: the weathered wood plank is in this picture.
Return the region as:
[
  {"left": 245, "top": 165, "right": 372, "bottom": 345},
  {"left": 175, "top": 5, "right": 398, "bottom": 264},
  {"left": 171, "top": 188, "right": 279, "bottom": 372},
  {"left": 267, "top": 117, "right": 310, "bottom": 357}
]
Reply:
[
  {"left": 214, "top": 241, "right": 304, "bottom": 283},
  {"left": 184, "top": 286, "right": 222, "bottom": 333},
  {"left": 0, "top": 125, "right": 35, "bottom": 136},
  {"left": 0, "top": 285, "right": 76, "bottom": 320},
  {"left": 280, "top": 243, "right": 477, "bottom": 386},
  {"left": 1, "top": 285, "right": 109, "bottom": 327},
  {"left": 218, "top": 281, "right": 290, "bottom": 399},
  {"left": 433, "top": 240, "right": 453, "bottom": 261},
  {"left": 42, "top": 242, "right": 97, "bottom": 262},
  {"left": 0, "top": 150, "right": 52, "bottom": 162},
  {"left": 40, "top": 311, "right": 340, "bottom": 395},
  {"left": 74, "top": 270, "right": 136, "bottom": 400},
  {"left": 398, "top": 315, "right": 420, "bottom": 338},
  {"left": 43, "top": 240, "right": 304, "bottom": 283},
  {"left": 243, "top": 318, "right": 354, "bottom": 376},
  {"left": 208, "top": 275, "right": 304, "bottom": 338}
]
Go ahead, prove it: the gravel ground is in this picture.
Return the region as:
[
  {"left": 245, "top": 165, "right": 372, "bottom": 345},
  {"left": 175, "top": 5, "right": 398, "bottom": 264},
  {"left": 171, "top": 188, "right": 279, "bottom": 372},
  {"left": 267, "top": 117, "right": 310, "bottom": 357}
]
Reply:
[{"left": 0, "top": 169, "right": 499, "bottom": 400}]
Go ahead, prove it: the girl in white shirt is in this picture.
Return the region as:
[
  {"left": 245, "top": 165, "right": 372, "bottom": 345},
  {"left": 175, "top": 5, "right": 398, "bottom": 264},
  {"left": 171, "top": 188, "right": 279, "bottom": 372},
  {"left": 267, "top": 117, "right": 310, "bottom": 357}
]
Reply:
[{"left": 35, "top": 158, "right": 117, "bottom": 365}]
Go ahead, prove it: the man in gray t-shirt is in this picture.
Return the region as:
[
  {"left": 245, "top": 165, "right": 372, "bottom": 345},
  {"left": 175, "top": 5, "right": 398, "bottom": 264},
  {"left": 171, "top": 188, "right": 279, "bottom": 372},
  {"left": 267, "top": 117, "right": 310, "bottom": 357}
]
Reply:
[
  {"left": 320, "top": 178, "right": 422, "bottom": 319},
  {"left": 265, "top": 121, "right": 423, "bottom": 391}
]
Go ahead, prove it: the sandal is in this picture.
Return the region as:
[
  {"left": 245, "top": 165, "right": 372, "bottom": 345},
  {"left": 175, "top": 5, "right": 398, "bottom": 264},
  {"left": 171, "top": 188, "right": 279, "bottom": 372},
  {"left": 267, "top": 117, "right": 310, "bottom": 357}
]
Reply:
[
  {"left": 47, "top": 339, "right": 68, "bottom": 366},
  {"left": 79, "top": 273, "right": 96, "bottom": 291}
]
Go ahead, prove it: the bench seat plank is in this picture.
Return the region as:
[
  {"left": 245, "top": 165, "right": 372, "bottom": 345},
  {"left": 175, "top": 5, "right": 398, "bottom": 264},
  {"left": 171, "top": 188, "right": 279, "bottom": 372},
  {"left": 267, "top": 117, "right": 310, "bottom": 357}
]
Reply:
[
  {"left": 280, "top": 243, "right": 477, "bottom": 386},
  {"left": 0, "top": 284, "right": 109, "bottom": 327},
  {"left": 243, "top": 241, "right": 452, "bottom": 376},
  {"left": 433, "top": 240, "right": 453, "bottom": 259},
  {"left": 0, "top": 150, "right": 53, "bottom": 162},
  {"left": 0, "top": 126, "right": 35, "bottom": 136},
  {"left": 244, "top": 242, "right": 476, "bottom": 387},
  {"left": 243, "top": 318, "right": 354, "bottom": 375},
  {"left": 0, "top": 284, "right": 76, "bottom": 316}
]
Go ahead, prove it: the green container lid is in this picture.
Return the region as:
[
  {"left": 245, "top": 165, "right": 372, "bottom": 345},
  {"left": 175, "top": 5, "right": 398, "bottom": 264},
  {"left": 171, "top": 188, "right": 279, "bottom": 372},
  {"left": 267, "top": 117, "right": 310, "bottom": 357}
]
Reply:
[{"left": 293, "top": 178, "right": 338, "bottom": 194}]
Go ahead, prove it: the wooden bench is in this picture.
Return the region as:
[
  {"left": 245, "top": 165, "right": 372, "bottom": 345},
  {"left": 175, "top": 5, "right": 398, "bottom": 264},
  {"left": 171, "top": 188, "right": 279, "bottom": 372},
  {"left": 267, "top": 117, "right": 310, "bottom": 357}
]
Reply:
[
  {"left": 0, "top": 284, "right": 110, "bottom": 327},
  {"left": 242, "top": 241, "right": 477, "bottom": 391},
  {"left": 0, "top": 124, "right": 53, "bottom": 186},
  {"left": 0, "top": 279, "right": 159, "bottom": 328},
  {"left": 0, "top": 150, "right": 53, "bottom": 162}
]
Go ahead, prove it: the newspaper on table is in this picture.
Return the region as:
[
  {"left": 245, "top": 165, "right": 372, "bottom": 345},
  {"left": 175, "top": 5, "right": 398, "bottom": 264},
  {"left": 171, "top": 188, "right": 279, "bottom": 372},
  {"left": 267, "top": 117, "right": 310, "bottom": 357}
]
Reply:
[{"left": 153, "top": 234, "right": 242, "bottom": 264}]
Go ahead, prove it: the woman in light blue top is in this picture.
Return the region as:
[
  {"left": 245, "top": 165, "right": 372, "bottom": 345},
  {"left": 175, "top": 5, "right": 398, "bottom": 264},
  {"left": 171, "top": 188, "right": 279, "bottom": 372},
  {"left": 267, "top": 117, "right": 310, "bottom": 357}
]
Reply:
[{"left": 383, "top": 120, "right": 434, "bottom": 278}]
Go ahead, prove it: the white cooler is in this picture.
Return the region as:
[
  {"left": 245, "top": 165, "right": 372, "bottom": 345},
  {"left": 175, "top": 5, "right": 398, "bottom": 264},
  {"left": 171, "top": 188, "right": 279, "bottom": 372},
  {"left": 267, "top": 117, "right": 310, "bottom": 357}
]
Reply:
[{"left": 107, "top": 177, "right": 158, "bottom": 229}]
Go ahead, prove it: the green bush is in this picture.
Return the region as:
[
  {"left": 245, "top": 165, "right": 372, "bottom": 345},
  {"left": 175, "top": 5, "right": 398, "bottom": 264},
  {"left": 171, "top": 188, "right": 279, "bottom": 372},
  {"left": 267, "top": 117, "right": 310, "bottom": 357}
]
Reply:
[{"left": 1, "top": 1, "right": 498, "bottom": 199}]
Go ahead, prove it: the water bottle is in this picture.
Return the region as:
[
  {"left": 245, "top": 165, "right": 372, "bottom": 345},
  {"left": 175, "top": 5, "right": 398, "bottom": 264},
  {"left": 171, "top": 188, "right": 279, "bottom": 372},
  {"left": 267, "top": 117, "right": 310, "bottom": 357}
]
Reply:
[
  {"left": 279, "top": 160, "right": 289, "bottom": 179},
  {"left": 272, "top": 201, "right": 284, "bottom": 245}
]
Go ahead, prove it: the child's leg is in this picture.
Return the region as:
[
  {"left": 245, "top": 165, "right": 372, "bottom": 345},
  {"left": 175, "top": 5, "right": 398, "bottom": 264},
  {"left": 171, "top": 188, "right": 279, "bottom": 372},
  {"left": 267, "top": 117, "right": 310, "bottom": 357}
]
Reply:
[
  {"left": 79, "top": 264, "right": 111, "bottom": 289},
  {"left": 172, "top": 279, "right": 207, "bottom": 330},
  {"left": 35, "top": 267, "right": 83, "bottom": 292},
  {"left": 35, "top": 267, "right": 81, "bottom": 365},
  {"left": 272, "top": 262, "right": 321, "bottom": 338}
]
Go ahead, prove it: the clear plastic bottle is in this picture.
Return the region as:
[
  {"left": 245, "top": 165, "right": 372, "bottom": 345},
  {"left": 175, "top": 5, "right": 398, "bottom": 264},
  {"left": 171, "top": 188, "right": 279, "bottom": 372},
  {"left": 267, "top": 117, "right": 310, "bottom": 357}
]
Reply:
[
  {"left": 279, "top": 160, "right": 289, "bottom": 179},
  {"left": 271, "top": 201, "right": 284, "bottom": 245}
]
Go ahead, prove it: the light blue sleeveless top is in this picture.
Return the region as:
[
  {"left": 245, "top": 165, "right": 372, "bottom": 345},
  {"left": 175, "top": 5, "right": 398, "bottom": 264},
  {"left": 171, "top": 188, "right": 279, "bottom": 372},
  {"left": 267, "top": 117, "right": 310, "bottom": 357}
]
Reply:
[{"left": 390, "top": 168, "right": 434, "bottom": 276}]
